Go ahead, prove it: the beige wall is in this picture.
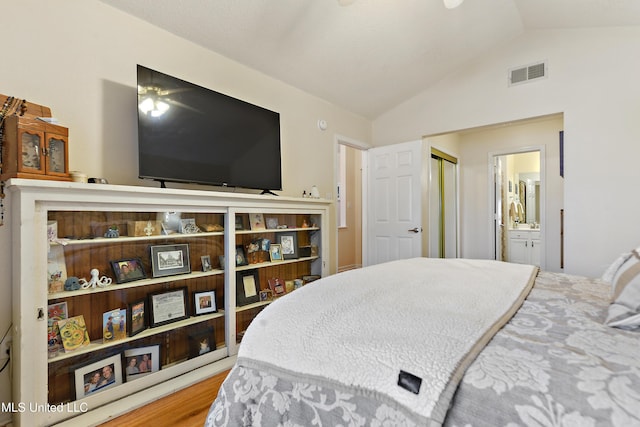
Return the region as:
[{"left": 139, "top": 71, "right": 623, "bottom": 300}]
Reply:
[
  {"left": 374, "top": 27, "right": 640, "bottom": 277},
  {"left": 457, "top": 116, "right": 564, "bottom": 271},
  {"left": 0, "top": 0, "right": 372, "bottom": 415}
]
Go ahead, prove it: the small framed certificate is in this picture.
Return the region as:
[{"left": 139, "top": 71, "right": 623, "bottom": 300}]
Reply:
[
  {"left": 148, "top": 287, "right": 188, "bottom": 327},
  {"left": 236, "top": 270, "right": 260, "bottom": 307}
]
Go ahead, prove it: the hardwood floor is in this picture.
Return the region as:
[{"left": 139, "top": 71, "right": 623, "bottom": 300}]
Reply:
[{"left": 98, "top": 370, "right": 229, "bottom": 427}]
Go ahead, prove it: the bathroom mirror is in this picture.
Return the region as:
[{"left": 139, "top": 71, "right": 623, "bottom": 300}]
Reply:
[{"left": 518, "top": 172, "right": 540, "bottom": 224}]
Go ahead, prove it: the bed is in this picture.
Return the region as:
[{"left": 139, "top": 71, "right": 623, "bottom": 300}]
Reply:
[{"left": 206, "top": 257, "right": 640, "bottom": 426}]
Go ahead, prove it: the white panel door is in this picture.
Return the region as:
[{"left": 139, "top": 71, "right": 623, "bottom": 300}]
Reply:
[{"left": 367, "top": 140, "right": 422, "bottom": 265}]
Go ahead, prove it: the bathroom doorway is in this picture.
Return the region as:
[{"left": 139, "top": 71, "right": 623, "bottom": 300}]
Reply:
[{"left": 492, "top": 148, "right": 544, "bottom": 267}]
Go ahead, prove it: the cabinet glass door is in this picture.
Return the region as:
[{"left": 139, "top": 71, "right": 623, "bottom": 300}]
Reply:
[
  {"left": 47, "top": 135, "right": 68, "bottom": 175},
  {"left": 19, "top": 129, "right": 45, "bottom": 173}
]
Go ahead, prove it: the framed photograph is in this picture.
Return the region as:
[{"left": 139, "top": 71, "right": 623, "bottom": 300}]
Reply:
[
  {"left": 259, "top": 289, "right": 273, "bottom": 302},
  {"left": 268, "top": 277, "right": 287, "bottom": 297},
  {"left": 269, "top": 243, "right": 283, "bottom": 262},
  {"left": 127, "top": 299, "right": 147, "bottom": 337},
  {"left": 278, "top": 232, "right": 298, "bottom": 259},
  {"left": 148, "top": 287, "right": 189, "bottom": 327},
  {"left": 75, "top": 354, "right": 123, "bottom": 399},
  {"left": 188, "top": 327, "right": 216, "bottom": 359},
  {"left": 193, "top": 290, "right": 217, "bottom": 315},
  {"left": 110, "top": 258, "right": 146, "bottom": 284},
  {"left": 150, "top": 244, "right": 191, "bottom": 278},
  {"left": 265, "top": 216, "right": 279, "bottom": 229},
  {"left": 249, "top": 213, "right": 266, "bottom": 231},
  {"left": 102, "top": 308, "right": 127, "bottom": 342},
  {"left": 235, "top": 245, "right": 248, "bottom": 266},
  {"left": 236, "top": 269, "right": 260, "bottom": 306},
  {"left": 235, "top": 215, "right": 244, "bottom": 230},
  {"left": 201, "top": 255, "right": 213, "bottom": 272},
  {"left": 124, "top": 345, "right": 160, "bottom": 381}
]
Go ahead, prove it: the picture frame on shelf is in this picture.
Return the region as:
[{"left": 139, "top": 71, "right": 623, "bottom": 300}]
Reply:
[
  {"left": 150, "top": 244, "right": 191, "bottom": 278},
  {"left": 249, "top": 213, "right": 266, "bottom": 231},
  {"left": 235, "top": 215, "right": 245, "bottom": 230},
  {"left": 148, "top": 287, "right": 189, "bottom": 327},
  {"left": 269, "top": 243, "right": 283, "bottom": 262},
  {"left": 265, "top": 216, "right": 279, "bottom": 229},
  {"left": 110, "top": 258, "right": 146, "bottom": 284},
  {"left": 188, "top": 326, "right": 216, "bottom": 359},
  {"left": 75, "top": 354, "right": 123, "bottom": 399},
  {"left": 235, "top": 245, "right": 248, "bottom": 266},
  {"left": 124, "top": 345, "right": 160, "bottom": 381},
  {"left": 127, "top": 299, "right": 147, "bottom": 337},
  {"left": 236, "top": 269, "right": 260, "bottom": 306},
  {"left": 193, "top": 290, "right": 217, "bottom": 315},
  {"left": 102, "top": 308, "right": 127, "bottom": 342},
  {"left": 259, "top": 289, "right": 273, "bottom": 302},
  {"left": 268, "top": 277, "right": 287, "bottom": 297},
  {"left": 201, "top": 255, "right": 213, "bottom": 272},
  {"left": 278, "top": 232, "right": 298, "bottom": 259}
]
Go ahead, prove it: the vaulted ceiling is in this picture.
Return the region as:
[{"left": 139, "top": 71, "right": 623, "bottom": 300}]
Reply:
[{"left": 100, "top": 0, "right": 640, "bottom": 119}]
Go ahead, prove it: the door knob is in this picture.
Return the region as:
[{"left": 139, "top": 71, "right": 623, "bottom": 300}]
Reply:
[{"left": 408, "top": 227, "right": 422, "bottom": 233}]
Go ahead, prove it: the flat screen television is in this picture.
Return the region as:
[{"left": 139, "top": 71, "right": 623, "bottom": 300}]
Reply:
[{"left": 137, "top": 65, "right": 282, "bottom": 192}]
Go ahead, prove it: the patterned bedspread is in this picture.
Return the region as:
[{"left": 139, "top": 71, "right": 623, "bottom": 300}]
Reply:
[{"left": 206, "top": 270, "right": 640, "bottom": 426}]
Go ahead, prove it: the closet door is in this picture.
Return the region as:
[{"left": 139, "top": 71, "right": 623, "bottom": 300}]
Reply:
[{"left": 429, "top": 149, "right": 458, "bottom": 258}]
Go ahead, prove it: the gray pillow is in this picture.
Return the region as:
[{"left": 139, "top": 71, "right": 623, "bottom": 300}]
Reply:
[{"left": 604, "top": 249, "right": 640, "bottom": 329}]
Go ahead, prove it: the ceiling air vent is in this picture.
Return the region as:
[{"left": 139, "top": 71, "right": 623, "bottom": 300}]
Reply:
[{"left": 509, "top": 61, "right": 547, "bottom": 86}]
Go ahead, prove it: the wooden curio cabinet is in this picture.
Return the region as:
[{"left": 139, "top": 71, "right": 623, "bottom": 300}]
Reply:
[{"left": 1, "top": 115, "right": 71, "bottom": 181}]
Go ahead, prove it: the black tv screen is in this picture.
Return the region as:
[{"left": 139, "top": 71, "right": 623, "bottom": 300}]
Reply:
[{"left": 137, "top": 65, "right": 282, "bottom": 191}]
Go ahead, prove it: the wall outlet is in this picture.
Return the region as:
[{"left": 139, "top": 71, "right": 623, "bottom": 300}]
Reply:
[{"left": 0, "top": 334, "right": 12, "bottom": 359}]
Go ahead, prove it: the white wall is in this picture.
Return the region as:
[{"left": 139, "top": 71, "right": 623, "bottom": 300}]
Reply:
[
  {"left": 0, "top": 0, "right": 371, "bottom": 416},
  {"left": 374, "top": 27, "right": 640, "bottom": 278},
  {"left": 457, "top": 116, "right": 564, "bottom": 271}
]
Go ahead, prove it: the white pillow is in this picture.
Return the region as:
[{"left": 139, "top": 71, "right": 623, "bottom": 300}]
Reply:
[{"left": 604, "top": 249, "right": 640, "bottom": 329}]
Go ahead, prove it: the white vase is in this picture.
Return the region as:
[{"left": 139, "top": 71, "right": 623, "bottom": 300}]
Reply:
[
  {"left": 310, "top": 185, "right": 320, "bottom": 199},
  {"left": 157, "top": 211, "right": 182, "bottom": 233}
]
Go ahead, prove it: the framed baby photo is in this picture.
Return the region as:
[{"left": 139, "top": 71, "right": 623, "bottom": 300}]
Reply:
[
  {"left": 188, "top": 327, "right": 216, "bottom": 359},
  {"left": 277, "top": 232, "right": 298, "bottom": 259},
  {"left": 201, "top": 255, "right": 213, "bottom": 272},
  {"left": 269, "top": 243, "right": 283, "bottom": 262}
]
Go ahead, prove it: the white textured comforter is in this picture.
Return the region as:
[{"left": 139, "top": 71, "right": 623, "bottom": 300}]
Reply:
[{"left": 235, "top": 258, "right": 538, "bottom": 425}]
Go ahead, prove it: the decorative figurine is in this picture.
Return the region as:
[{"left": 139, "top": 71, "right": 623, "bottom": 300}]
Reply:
[
  {"left": 79, "top": 268, "right": 113, "bottom": 289},
  {"left": 64, "top": 277, "right": 81, "bottom": 291},
  {"left": 144, "top": 220, "right": 155, "bottom": 236},
  {"left": 104, "top": 226, "right": 119, "bottom": 238}
]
